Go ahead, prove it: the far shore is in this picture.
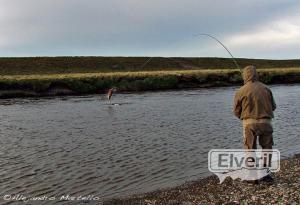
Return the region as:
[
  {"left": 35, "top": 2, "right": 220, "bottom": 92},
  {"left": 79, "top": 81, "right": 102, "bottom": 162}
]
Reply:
[
  {"left": 105, "top": 153, "right": 300, "bottom": 205},
  {"left": 0, "top": 68, "right": 300, "bottom": 99}
]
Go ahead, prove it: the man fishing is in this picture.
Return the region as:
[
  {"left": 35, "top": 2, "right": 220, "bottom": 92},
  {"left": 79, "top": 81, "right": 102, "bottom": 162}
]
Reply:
[{"left": 233, "top": 65, "right": 276, "bottom": 182}]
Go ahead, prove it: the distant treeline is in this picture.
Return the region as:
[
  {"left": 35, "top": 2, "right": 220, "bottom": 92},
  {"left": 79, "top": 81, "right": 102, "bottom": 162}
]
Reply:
[{"left": 1, "top": 57, "right": 300, "bottom": 75}]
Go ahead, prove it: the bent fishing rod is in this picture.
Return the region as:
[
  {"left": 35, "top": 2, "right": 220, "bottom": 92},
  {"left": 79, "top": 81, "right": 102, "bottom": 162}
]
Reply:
[
  {"left": 140, "top": 33, "right": 242, "bottom": 72},
  {"left": 194, "top": 33, "right": 241, "bottom": 72}
]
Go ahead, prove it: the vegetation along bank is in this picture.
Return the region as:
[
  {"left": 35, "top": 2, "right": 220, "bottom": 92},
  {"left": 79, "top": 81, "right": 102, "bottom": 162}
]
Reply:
[{"left": 0, "top": 57, "right": 300, "bottom": 98}]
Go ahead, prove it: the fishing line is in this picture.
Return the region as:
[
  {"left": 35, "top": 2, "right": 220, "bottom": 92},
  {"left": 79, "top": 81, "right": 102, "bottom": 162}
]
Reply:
[
  {"left": 102, "top": 34, "right": 243, "bottom": 200},
  {"left": 140, "top": 57, "right": 154, "bottom": 69},
  {"left": 140, "top": 33, "right": 242, "bottom": 72},
  {"left": 140, "top": 56, "right": 184, "bottom": 70}
]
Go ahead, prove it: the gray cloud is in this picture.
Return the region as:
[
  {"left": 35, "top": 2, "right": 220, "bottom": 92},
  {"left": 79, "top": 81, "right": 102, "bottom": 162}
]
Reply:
[{"left": 0, "top": 0, "right": 300, "bottom": 58}]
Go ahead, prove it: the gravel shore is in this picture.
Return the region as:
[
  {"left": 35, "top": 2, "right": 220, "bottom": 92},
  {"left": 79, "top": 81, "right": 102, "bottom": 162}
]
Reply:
[{"left": 105, "top": 154, "right": 300, "bottom": 205}]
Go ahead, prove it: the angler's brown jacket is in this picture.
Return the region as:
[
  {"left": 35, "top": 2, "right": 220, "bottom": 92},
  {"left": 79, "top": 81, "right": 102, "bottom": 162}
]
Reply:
[{"left": 233, "top": 66, "right": 276, "bottom": 120}]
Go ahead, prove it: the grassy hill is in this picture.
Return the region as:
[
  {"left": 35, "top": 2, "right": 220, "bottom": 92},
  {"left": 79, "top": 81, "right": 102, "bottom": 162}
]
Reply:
[{"left": 1, "top": 56, "right": 300, "bottom": 75}]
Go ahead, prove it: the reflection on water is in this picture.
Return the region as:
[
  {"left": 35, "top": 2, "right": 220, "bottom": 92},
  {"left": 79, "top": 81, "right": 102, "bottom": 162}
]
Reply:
[{"left": 0, "top": 85, "right": 299, "bottom": 202}]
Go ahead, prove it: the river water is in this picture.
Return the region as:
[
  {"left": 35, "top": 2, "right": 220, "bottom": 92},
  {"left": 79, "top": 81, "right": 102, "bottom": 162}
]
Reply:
[{"left": 0, "top": 84, "right": 299, "bottom": 203}]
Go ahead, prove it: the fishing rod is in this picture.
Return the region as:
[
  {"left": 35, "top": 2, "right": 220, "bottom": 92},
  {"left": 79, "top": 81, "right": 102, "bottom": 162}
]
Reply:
[{"left": 194, "top": 33, "right": 241, "bottom": 72}]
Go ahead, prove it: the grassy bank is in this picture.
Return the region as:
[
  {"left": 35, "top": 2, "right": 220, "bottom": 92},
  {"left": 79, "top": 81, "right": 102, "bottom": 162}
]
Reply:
[
  {"left": 105, "top": 154, "right": 300, "bottom": 204},
  {"left": 0, "top": 68, "right": 300, "bottom": 98},
  {"left": 1, "top": 56, "right": 300, "bottom": 98}
]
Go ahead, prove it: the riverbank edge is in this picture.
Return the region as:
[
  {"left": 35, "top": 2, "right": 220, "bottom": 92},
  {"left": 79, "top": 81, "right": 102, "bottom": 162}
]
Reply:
[
  {"left": 0, "top": 68, "right": 300, "bottom": 99},
  {"left": 105, "top": 153, "right": 300, "bottom": 205}
]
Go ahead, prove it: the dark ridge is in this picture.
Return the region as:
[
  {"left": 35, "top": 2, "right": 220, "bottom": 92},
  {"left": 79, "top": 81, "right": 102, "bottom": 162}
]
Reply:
[{"left": 1, "top": 57, "right": 300, "bottom": 75}]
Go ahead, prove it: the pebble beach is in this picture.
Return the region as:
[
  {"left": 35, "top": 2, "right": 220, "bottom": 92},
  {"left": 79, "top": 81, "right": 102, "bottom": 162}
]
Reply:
[{"left": 105, "top": 154, "right": 300, "bottom": 205}]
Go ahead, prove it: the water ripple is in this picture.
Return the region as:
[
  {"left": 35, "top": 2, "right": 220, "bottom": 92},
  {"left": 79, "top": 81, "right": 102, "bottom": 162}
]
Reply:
[{"left": 0, "top": 85, "right": 299, "bottom": 202}]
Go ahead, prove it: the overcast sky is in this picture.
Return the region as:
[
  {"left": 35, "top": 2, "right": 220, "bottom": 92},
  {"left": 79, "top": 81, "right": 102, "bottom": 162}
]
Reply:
[{"left": 1, "top": 0, "right": 300, "bottom": 59}]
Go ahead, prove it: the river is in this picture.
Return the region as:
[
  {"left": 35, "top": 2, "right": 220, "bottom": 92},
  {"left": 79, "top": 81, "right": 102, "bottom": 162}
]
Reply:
[{"left": 0, "top": 84, "right": 299, "bottom": 203}]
